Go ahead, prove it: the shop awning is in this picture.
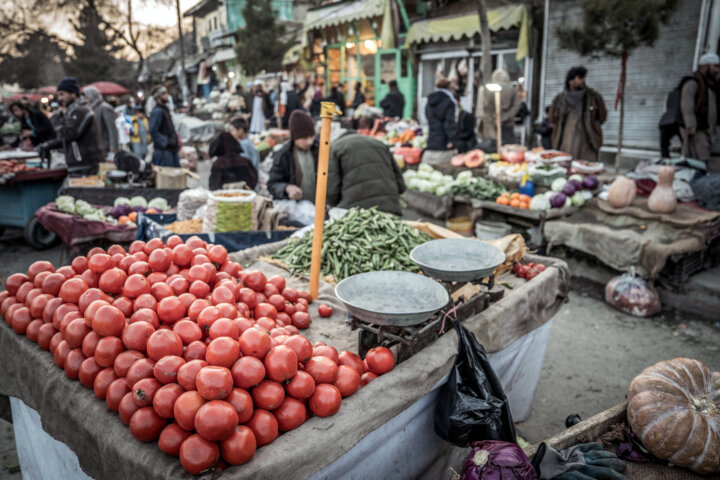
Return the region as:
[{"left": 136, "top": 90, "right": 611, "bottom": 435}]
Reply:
[
  {"left": 282, "top": 44, "right": 303, "bottom": 66},
  {"left": 405, "top": 4, "right": 532, "bottom": 60},
  {"left": 303, "top": 0, "right": 385, "bottom": 34},
  {"left": 212, "top": 48, "right": 236, "bottom": 64}
]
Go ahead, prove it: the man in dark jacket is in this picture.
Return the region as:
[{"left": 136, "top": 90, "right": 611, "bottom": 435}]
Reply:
[
  {"left": 680, "top": 53, "right": 718, "bottom": 162},
  {"left": 267, "top": 110, "right": 319, "bottom": 201},
  {"left": 83, "top": 85, "right": 118, "bottom": 159},
  {"left": 281, "top": 84, "right": 301, "bottom": 128},
  {"left": 9, "top": 100, "right": 55, "bottom": 147},
  {"left": 38, "top": 77, "right": 102, "bottom": 174},
  {"left": 149, "top": 85, "right": 180, "bottom": 167},
  {"left": 380, "top": 80, "right": 405, "bottom": 118},
  {"left": 208, "top": 131, "right": 257, "bottom": 191},
  {"left": 326, "top": 131, "right": 405, "bottom": 215},
  {"left": 425, "top": 78, "right": 458, "bottom": 151}
]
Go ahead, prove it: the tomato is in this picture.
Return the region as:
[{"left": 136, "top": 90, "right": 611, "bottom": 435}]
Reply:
[
  {"left": 129, "top": 240, "right": 146, "bottom": 254},
  {"left": 92, "top": 305, "right": 125, "bottom": 337},
  {"left": 188, "top": 265, "right": 211, "bottom": 284},
  {"left": 98, "top": 268, "right": 126, "bottom": 295},
  {"left": 14, "top": 282, "right": 33, "bottom": 304},
  {"left": 126, "top": 358, "right": 156, "bottom": 389},
  {"left": 122, "top": 321, "right": 155, "bottom": 352},
  {"left": 27, "top": 260, "right": 54, "bottom": 281},
  {"left": 78, "top": 288, "right": 109, "bottom": 314},
  {"left": 88, "top": 254, "right": 113, "bottom": 274},
  {"left": 23, "top": 288, "right": 43, "bottom": 309},
  {"left": 274, "top": 397, "right": 306, "bottom": 432},
  {"left": 158, "top": 423, "right": 192, "bottom": 457},
  {"left": 106, "top": 377, "right": 131, "bottom": 411},
  {"left": 78, "top": 357, "right": 102, "bottom": 388},
  {"left": 11, "top": 306, "right": 32, "bottom": 334},
  {"left": 144, "top": 238, "right": 164, "bottom": 254},
  {"left": 263, "top": 345, "right": 298, "bottom": 382},
  {"left": 263, "top": 283, "right": 279, "bottom": 298},
  {"left": 93, "top": 367, "right": 119, "bottom": 400},
  {"left": 304, "top": 356, "right": 339, "bottom": 384},
  {"left": 6, "top": 273, "right": 28, "bottom": 295},
  {"left": 59, "top": 277, "right": 88, "bottom": 304},
  {"left": 184, "top": 340, "right": 207, "bottom": 362},
  {"left": 239, "top": 326, "right": 271, "bottom": 359},
  {"left": 206, "top": 337, "right": 241, "bottom": 368},
  {"left": 177, "top": 359, "right": 208, "bottom": 391},
  {"left": 52, "top": 340, "right": 71, "bottom": 368},
  {"left": 208, "top": 318, "right": 240, "bottom": 340},
  {"left": 247, "top": 409, "right": 278, "bottom": 447},
  {"left": 243, "top": 270, "right": 266, "bottom": 292},
  {"left": 174, "top": 391, "right": 207, "bottom": 431},
  {"left": 71, "top": 256, "right": 89, "bottom": 274},
  {"left": 174, "top": 318, "right": 203, "bottom": 346},
  {"left": 59, "top": 311, "right": 82, "bottom": 337},
  {"left": 187, "top": 280, "right": 209, "bottom": 299},
  {"left": 297, "top": 290, "right": 313, "bottom": 303},
  {"left": 535, "top": 264, "right": 547, "bottom": 273},
  {"left": 82, "top": 299, "right": 107, "bottom": 328},
  {"left": 112, "top": 297, "right": 132, "bottom": 320},
  {"left": 197, "top": 306, "right": 222, "bottom": 333},
  {"left": 254, "top": 303, "right": 277, "bottom": 320},
  {"left": 313, "top": 345, "right": 339, "bottom": 364},
  {"left": 179, "top": 434, "right": 219, "bottom": 475},
  {"left": 33, "top": 271, "right": 51, "bottom": 289},
  {"left": 40, "top": 273, "right": 65, "bottom": 297},
  {"left": 132, "top": 377, "right": 162, "bottom": 408},
  {"left": 294, "top": 302, "right": 308, "bottom": 314},
  {"left": 225, "top": 388, "right": 254, "bottom": 424},
  {"left": 318, "top": 304, "right": 333, "bottom": 318},
  {"left": 153, "top": 383, "right": 185, "bottom": 419},
  {"left": 365, "top": 346, "right": 395, "bottom": 375},
  {"left": 338, "top": 351, "right": 365, "bottom": 374},
  {"left": 334, "top": 365, "right": 360, "bottom": 397},
  {"left": 191, "top": 253, "right": 211, "bottom": 266},
  {"left": 238, "top": 288, "right": 258, "bottom": 309},
  {"left": 94, "top": 336, "right": 125, "bottom": 367},
  {"left": 291, "top": 311, "right": 311, "bottom": 329},
  {"left": 64, "top": 318, "right": 91, "bottom": 348},
  {"left": 114, "top": 350, "right": 145, "bottom": 377},
  {"left": 206, "top": 244, "right": 227, "bottom": 265},
  {"left": 122, "top": 274, "right": 150, "bottom": 299},
  {"left": 360, "top": 371, "right": 378, "bottom": 386},
  {"left": 129, "top": 308, "right": 160, "bottom": 329},
  {"left": 155, "top": 296, "right": 185, "bottom": 325},
  {"left": 255, "top": 317, "right": 276, "bottom": 331},
  {"left": 129, "top": 406, "right": 166, "bottom": 442},
  {"left": 185, "top": 236, "right": 205, "bottom": 249},
  {"left": 133, "top": 293, "right": 157, "bottom": 312},
  {"left": 230, "top": 356, "right": 265, "bottom": 390},
  {"left": 146, "top": 329, "right": 184, "bottom": 361},
  {"left": 309, "top": 383, "right": 342, "bottom": 417},
  {"left": 152, "top": 355, "right": 185, "bottom": 385},
  {"left": 525, "top": 266, "right": 539, "bottom": 280},
  {"left": 196, "top": 366, "right": 233, "bottom": 400},
  {"left": 194, "top": 400, "right": 238, "bottom": 442},
  {"left": 251, "top": 380, "right": 285, "bottom": 410},
  {"left": 118, "top": 392, "right": 141, "bottom": 425},
  {"left": 171, "top": 244, "right": 193, "bottom": 268},
  {"left": 63, "top": 348, "right": 86, "bottom": 380},
  {"left": 81, "top": 331, "right": 100, "bottom": 357},
  {"left": 285, "top": 371, "right": 316, "bottom": 400},
  {"left": 208, "top": 286, "right": 232, "bottom": 306},
  {"left": 80, "top": 269, "right": 99, "bottom": 289},
  {"left": 220, "top": 425, "right": 256, "bottom": 465},
  {"left": 26, "top": 319, "right": 43, "bottom": 342}
]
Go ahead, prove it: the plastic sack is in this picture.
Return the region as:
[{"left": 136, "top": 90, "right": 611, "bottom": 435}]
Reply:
[
  {"left": 604, "top": 268, "right": 661, "bottom": 317},
  {"left": 273, "top": 199, "right": 316, "bottom": 227},
  {"left": 460, "top": 440, "right": 535, "bottom": 480},
  {"left": 177, "top": 188, "right": 209, "bottom": 221},
  {"left": 203, "top": 189, "right": 256, "bottom": 233},
  {"left": 434, "top": 318, "right": 516, "bottom": 447}
]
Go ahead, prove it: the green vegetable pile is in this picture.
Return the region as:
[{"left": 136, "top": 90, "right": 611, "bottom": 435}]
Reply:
[
  {"left": 450, "top": 172, "right": 507, "bottom": 200},
  {"left": 272, "top": 207, "right": 432, "bottom": 281},
  {"left": 55, "top": 195, "right": 116, "bottom": 223}
]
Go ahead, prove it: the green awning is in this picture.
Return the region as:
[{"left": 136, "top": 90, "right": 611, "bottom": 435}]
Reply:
[
  {"left": 405, "top": 4, "right": 532, "bottom": 60},
  {"left": 303, "top": 0, "right": 385, "bottom": 34}
]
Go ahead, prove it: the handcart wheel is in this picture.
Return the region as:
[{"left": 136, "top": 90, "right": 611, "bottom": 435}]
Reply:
[{"left": 23, "top": 217, "right": 58, "bottom": 250}]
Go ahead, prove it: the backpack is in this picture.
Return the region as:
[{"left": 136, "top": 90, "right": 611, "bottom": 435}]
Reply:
[{"left": 659, "top": 76, "right": 696, "bottom": 128}]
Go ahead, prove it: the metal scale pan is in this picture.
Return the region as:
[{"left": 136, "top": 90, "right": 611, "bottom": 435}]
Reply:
[{"left": 410, "top": 238, "right": 506, "bottom": 283}]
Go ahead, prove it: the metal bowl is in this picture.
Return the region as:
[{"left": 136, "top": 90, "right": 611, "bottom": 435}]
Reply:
[
  {"left": 410, "top": 238, "right": 506, "bottom": 282},
  {"left": 335, "top": 271, "right": 450, "bottom": 327}
]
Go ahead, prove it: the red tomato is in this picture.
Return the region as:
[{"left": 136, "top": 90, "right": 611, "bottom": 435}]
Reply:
[
  {"left": 174, "top": 391, "right": 207, "bottom": 431},
  {"left": 71, "top": 256, "right": 89, "bottom": 274},
  {"left": 156, "top": 296, "right": 186, "bottom": 325},
  {"left": 118, "top": 392, "right": 141, "bottom": 425},
  {"left": 207, "top": 245, "right": 228, "bottom": 265},
  {"left": 41, "top": 297, "right": 62, "bottom": 324},
  {"left": 122, "top": 274, "right": 150, "bottom": 299},
  {"left": 318, "top": 304, "right": 333, "bottom": 318},
  {"left": 197, "top": 306, "right": 222, "bottom": 333},
  {"left": 294, "top": 302, "right": 308, "bottom": 314},
  {"left": 78, "top": 357, "right": 102, "bottom": 389},
  {"left": 231, "top": 356, "right": 265, "bottom": 389},
  {"left": 11, "top": 306, "right": 32, "bottom": 334},
  {"left": 225, "top": 388, "right": 254, "bottom": 424},
  {"left": 129, "top": 308, "right": 160, "bottom": 329},
  {"left": 254, "top": 303, "right": 277, "bottom": 320},
  {"left": 251, "top": 380, "right": 285, "bottom": 410},
  {"left": 78, "top": 288, "right": 109, "bottom": 314},
  {"left": 152, "top": 383, "right": 185, "bottom": 419},
  {"left": 59, "top": 277, "right": 88, "bottom": 304},
  {"left": 80, "top": 269, "right": 99, "bottom": 289},
  {"left": 255, "top": 317, "right": 276, "bottom": 331},
  {"left": 122, "top": 321, "right": 155, "bottom": 352},
  {"left": 81, "top": 331, "right": 100, "bottom": 357},
  {"left": 313, "top": 345, "right": 340, "bottom": 364},
  {"left": 291, "top": 311, "right": 311, "bottom": 329},
  {"left": 106, "top": 377, "right": 131, "bottom": 411},
  {"left": 88, "top": 254, "right": 113, "bottom": 274},
  {"left": 267, "top": 294, "right": 286, "bottom": 313},
  {"left": 243, "top": 270, "right": 266, "bottom": 292},
  {"left": 63, "top": 348, "right": 86, "bottom": 380},
  {"left": 194, "top": 400, "right": 238, "bottom": 442},
  {"left": 38, "top": 324, "right": 59, "bottom": 351},
  {"left": 126, "top": 358, "right": 156, "bottom": 389},
  {"left": 49, "top": 332, "right": 64, "bottom": 355},
  {"left": 184, "top": 340, "right": 207, "bottom": 362},
  {"left": 263, "top": 283, "right": 279, "bottom": 298},
  {"left": 334, "top": 365, "right": 360, "bottom": 397},
  {"left": 146, "top": 329, "right": 184, "bottom": 361},
  {"left": 14, "top": 282, "right": 33, "bottom": 304},
  {"left": 196, "top": 366, "right": 233, "bottom": 400},
  {"left": 238, "top": 326, "right": 271, "bottom": 359},
  {"left": 238, "top": 288, "right": 258, "bottom": 309},
  {"left": 98, "top": 268, "right": 126, "bottom": 295},
  {"left": 338, "top": 351, "right": 365, "bottom": 374},
  {"left": 27, "top": 260, "right": 54, "bottom": 281},
  {"left": 246, "top": 409, "right": 278, "bottom": 447},
  {"left": 274, "top": 397, "right": 306, "bottom": 432},
  {"left": 285, "top": 371, "right": 316, "bottom": 400},
  {"left": 263, "top": 345, "right": 298, "bottom": 382},
  {"left": 208, "top": 318, "right": 240, "bottom": 340},
  {"left": 92, "top": 305, "right": 125, "bottom": 337},
  {"left": 173, "top": 319, "right": 202, "bottom": 345},
  {"left": 220, "top": 425, "right": 256, "bottom": 465},
  {"left": 360, "top": 371, "right": 378, "bottom": 386},
  {"left": 177, "top": 359, "right": 208, "bottom": 391},
  {"left": 188, "top": 265, "right": 211, "bottom": 284},
  {"left": 185, "top": 236, "right": 205, "bottom": 249},
  {"left": 63, "top": 318, "right": 90, "bottom": 348},
  {"left": 107, "top": 244, "right": 126, "bottom": 256},
  {"left": 147, "top": 248, "right": 171, "bottom": 273},
  {"left": 93, "top": 368, "right": 119, "bottom": 400},
  {"left": 209, "top": 286, "right": 233, "bottom": 306},
  {"left": 133, "top": 293, "right": 157, "bottom": 312},
  {"left": 133, "top": 377, "right": 162, "bottom": 407},
  {"left": 206, "top": 337, "right": 241, "bottom": 368},
  {"left": 83, "top": 299, "right": 108, "bottom": 328},
  {"left": 33, "top": 271, "right": 51, "bottom": 289},
  {"left": 179, "top": 434, "right": 219, "bottom": 475},
  {"left": 158, "top": 423, "right": 192, "bottom": 457},
  {"left": 167, "top": 277, "right": 189, "bottom": 296},
  {"left": 26, "top": 319, "right": 43, "bottom": 342},
  {"left": 172, "top": 244, "right": 193, "bottom": 268},
  {"left": 94, "top": 336, "right": 125, "bottom": 368},
  {"left": 188, "top": 280, "right": 210, "bottom": 299},
  {"left": 153, "top": 355, "right": 186, "bottom": 384},
  {"left": 309, "top": 383, "right": 342, "bottom": 417},
  {"left": 304, "top": 356, "right": 339, "bottom": 384},
  {"left": 114, "top": 350, "right": 145, "bottom": 377},
  {"left": 5, "top": 273, "right": 27, "bottom": 296},
  {"left": 41, "top": 272, "right": 66, "bottom": 296},
  {"left": 129, "top": 406, "right": 166, "bottom": 442},
  {"left": 113, "top": 297, "right": 133, "bottom": 319},
  {"left": 150, "top": 282, "right": 173, "bottom": 301},
  {"left": 365, "top": 346, "right": 395, "bottom": 375}
]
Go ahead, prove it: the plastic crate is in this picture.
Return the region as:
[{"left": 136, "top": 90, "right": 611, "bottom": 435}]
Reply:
[{"left": 661, "top": 250, "right": 708, "bottom": 285}]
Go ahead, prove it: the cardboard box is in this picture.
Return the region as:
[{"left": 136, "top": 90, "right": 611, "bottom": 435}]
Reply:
[{"left": 153, "top": 166, "right": 199, "bottom": 189}]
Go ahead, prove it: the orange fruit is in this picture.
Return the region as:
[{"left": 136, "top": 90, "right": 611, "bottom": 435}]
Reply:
[
  {"left": 510, "top": 193, "right": 521, "bottom": 200},
  {"left": 510, "top": 199, "right": 521, "bottom": 208},
  {"left": 519, "top": 194, "right": 531, "bottom": 202},
  {"left": 519, "top": 201, "right": 529, "bottom": 209},
  {"left": 497, "top": 197, "right": 510, "bottom": 206}
]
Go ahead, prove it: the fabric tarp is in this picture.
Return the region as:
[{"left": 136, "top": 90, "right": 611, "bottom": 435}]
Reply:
[
  {"left": 172, "top": 113, "right": 216, "bottom": 144},
  {"left": 0, "top": 246, "right": 568, "bottom": 480},
  {"left": 35, "top": 204, "right": 137, "bottom": 246},
  {"left": 404, "top": 4, "right": 532, "bottom": 60},
  {"left": 544, "top": 199, "right": 720, "bottom": 278}
]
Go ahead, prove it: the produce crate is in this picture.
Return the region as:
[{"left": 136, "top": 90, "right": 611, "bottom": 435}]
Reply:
[
  {"left": 659, "top": 237, "right": 718, "bottom": 285},
  {"left": 524, "top": 402, "right": 705, "bottom": 480},
  {"left": 403, "top": 189, "right": 453, "bottom": 220}
]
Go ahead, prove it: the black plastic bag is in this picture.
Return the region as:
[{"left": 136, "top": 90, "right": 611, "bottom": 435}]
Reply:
[{"left": 434, "top": 318, "right": 516, "bottom": 447}]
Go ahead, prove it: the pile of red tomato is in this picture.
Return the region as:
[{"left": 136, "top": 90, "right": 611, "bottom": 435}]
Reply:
[
  {"left": 511, "top": 262, "right": 546, "bottom": 281},
  {"left": 0, "top": 235, "right": 396, "bottom": 474}
]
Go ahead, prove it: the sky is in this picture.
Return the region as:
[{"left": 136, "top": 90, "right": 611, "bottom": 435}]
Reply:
[{"left": 135, "top": 0, "right": 199, "bottom": 27}]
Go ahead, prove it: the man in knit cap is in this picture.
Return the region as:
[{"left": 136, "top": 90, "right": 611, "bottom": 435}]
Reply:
[
  {"left": 148, "top": 85, "right": 180, "bottom": 167},
  {"left": 267, "top": 110, "right": 319, "bottom": 201},
  {"left": 37, "top": 77, "right": 102, "bottom": 174},
  {"left": 681, "top": 53, "right": 719, "bottom": 163}
]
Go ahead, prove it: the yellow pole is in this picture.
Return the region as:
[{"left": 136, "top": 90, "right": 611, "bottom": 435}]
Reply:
[
  {"left": 309, "top": 102, "right": 341, "bottom": 299},
  {"left": 494, "top": 90, "right": 502, "bottom": 154}
]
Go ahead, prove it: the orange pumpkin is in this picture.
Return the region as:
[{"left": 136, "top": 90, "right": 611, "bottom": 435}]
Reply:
[
  {"left": 118, "top": 215, "right": 130, "bottom": 225},
  {"left": 627, "top": 357, "right": 720, "bottom": 475}
]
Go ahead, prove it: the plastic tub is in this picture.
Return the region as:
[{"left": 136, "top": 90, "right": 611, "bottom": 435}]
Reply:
[
  {"left": 474, "top": 220, "right": 512, "bottom": 241},
  {"left": 445, "top": 216, "right": 473, "bottom": 236}
]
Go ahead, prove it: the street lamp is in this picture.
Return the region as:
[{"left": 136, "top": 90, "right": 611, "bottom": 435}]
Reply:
[{"left": 486, "top": 83, "right": 502, "bottom": 153}]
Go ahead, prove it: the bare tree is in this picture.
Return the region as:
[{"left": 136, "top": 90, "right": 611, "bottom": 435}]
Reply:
[{"left": 476, "top": 0, "right": 492, "bottom": 85}]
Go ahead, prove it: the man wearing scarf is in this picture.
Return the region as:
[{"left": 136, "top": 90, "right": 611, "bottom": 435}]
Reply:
[
  {"left": 149, "top": 85, "right": 180, "bottom": 167},
  {"left": 549, "top": 66, "right": 607, "bottom": 161},
  {"left": 83, "top": 86, "right": 118, "bottom": 160},
  {"left": 680, "top": 53, "right": 719, "bottom": 163}
]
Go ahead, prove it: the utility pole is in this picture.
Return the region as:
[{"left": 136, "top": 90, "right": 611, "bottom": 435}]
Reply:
[{"left": 176, "top": 0, "right": 188, "bottom": 103}]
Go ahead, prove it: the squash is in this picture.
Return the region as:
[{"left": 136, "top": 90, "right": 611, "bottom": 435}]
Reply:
[
  {"left": 607, "top": 176, "right": 636, "bottom": 208},
  {"left": 647, "top": 165, "right": 677, "bottom": 213},
  {"left": 464, "top": 150, "right": 485, "bottom": 168},
  {"left": 451, "top": 154, "right": 466, "bottom": 167},
  {"left": 627, "top": 357, "right": 720, "bottom": 475}
]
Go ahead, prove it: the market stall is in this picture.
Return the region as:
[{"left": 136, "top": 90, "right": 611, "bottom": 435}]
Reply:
[{"left": 0, "top": 214, "right": 568, "bottom": 479}]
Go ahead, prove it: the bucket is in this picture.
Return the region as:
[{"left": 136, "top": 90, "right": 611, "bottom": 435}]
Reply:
[
  {"left": 475, "top": 220, "right": 512, "bottom": 241},
  {"left": 204, "top": 189, "right": 256, "bottom": 232},
  {"left": 446, "top": 216, "right": 473, "bottom": 236}
]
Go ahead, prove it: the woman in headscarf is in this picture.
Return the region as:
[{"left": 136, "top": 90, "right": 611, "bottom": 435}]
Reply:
[{"left": 208, "top": 131, "right": 258, "bottom": 191}]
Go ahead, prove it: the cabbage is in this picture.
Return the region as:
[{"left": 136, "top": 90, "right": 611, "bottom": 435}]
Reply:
[
  {"left": 430, "top": 170, "right": 443, "bottom": 181},
  {"left": 82, "top": 211, "right": 106, "bottom": 222},
  {"left": 435, "top": 185, "right": 451, "bottom": 196},
  {"left": 561, "top": 183, "right": 576, "bottom": 196},
  {"left": 456, "top": 170, "right": 473, "bottom": 182},
  {"left": 571, "top": 191, "right": 586, "bottom": 207},
  {"left": 148, "top": 197, "right": 170, "bottom": 211},
  {"left": 582, "top": 176, "right": 599, "bottom": 190},
  {"left": 403, "top": 170, "right": 417, "bottom": 182},
  {"left": 418, "top": 163, "right": 433, "bottom": 174},
  {"left": 460, "top": 440, "right": 534, "bottom": 480},
  {"left": 568, "top": 174, "right": 583, "bottom": 183},
  {"left": 551, "top": 178, "right": 567, "bottom": 192},
  {"left": 550, "top": 193, "right": 567, "bottom": 208},
  {"left": 110, "top": 204, "right": 132, "bottom": 218},
  {"left": 113, "top": 197, "right": 131, "bottom": 207},
  {"left": 530, "top": 195, "right": 550, "bottom": 211},
  {"left": 56, "top": 196, "right": 75, "bottom": 214},
  {"left": 74, "top": 200, "right": 94, "bottom": 216},
  {"left": 129, "top": 196, "right": 148, "bottom": 208}
]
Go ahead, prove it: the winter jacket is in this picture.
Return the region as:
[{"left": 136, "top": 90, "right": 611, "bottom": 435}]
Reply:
[
  {"left": 351, "top": 91, "right": 366, "bottom": 109},
  {"left": 478, "top": 85, "right": 520, "bottom": 140},
  {"left": 130, "top": 117, "right": 151, "bottom": 145},
  {"left": 326, "top": 132, "right": 405, "bottom": 215},
  {"left": 681, "top": 74, "right": 717, "bottom": 137},
  {"left": 282, "top": 91, "right": 300, "bottom": 128},
  {"left": 267, "top": 138, "right": 320, "bottom": 199},
  {"left": 208, "top": 133, "right": 258, "bottom": 191},
  {"left": 380, "top": 90, "right": 405, "bottom": 118},
  {"left": 44, "top": 99, "right": 102, "bottom": 173},
  {"left": 90, "top": 100, "right": 119, "bottom": 156},
  {"left": 425, "top": 90, "right": 458, "bottom": 150},
  {"left": 455, "top": 111, "right": 477, "bottom": 153},
  {"left": 549, "top": 87, "right": 607, "bottom": 153},
  {"left": 24, "top": 109, "right": 55, "bottom": 146},
  {"left": 149, "top": 104, "right": 179, "bottom": 167}
]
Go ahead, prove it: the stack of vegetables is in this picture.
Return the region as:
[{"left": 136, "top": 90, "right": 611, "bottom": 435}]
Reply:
[
  {"left": 0, "top": 159, "right": 39, "bottom": 184},
  {"left": 529, "top": 175, "right": 598, "bottom": 211},
  {"left": 111, "top": 197, "right": 171, "bottom": 226},
  {"left": 272, "top": 207, "right": 432, "bottom": 282},
  {"left": 56, "top": 196, "right": 119, "bottom": 225},
  {"left": 451, "top": 171, "right": 507, "bottom": 200},
  {"left": 382, "top": 126, "right": 426, "bottom": 149},
  {"left": 0, "top": 238, "right": 396, "bottom": 474},
  {"left": 403, "top": 165, "right": 505, "bottom": 199},
  {"left": 495, "top": 192, "right": 532, "bottom": 209}
]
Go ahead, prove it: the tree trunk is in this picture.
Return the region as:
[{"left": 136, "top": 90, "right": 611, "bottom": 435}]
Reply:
[
  {"left": 615, "top": 53, "right": 627, "bottom": 172},
  {"left": 476, "top": 0, "right": 492, "bottom": 84}
]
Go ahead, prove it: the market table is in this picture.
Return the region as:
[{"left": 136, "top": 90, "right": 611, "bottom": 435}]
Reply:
[
  {"left": 0, "top": 243, "right": 568, "bottom": 480},
  {"left": 58, "top": 186, "right": 185, "bottom": 207},
  {"left": 35, "top": 203, "right": 137, "bottom": 247}
]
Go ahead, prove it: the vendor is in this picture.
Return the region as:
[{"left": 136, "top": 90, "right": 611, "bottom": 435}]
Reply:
[
  {"left": 267, "top": 110, "right": 319, "bottom": 201},
  {"left": 208, "top": 131, "right": 258, "bottom": 191},
  {"left": 38, "top": 77, "right": 103, "bottom": 174},
  {"left": 148, "top": 85, "right": 180, "bottom": 167},
  {"left": 228, "top": 117, "right": 260, "bottom": 173},
  {"left": 9, "top": 100, "right": 55, "bottom": 147}
]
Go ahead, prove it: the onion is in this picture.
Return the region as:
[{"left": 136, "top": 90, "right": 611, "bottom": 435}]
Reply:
[
  {"left": 460, "top": 440, "right": 534, "bottom": 480},
  {"left": 582, "top": 176, "right": 599, "bottom": 190}
]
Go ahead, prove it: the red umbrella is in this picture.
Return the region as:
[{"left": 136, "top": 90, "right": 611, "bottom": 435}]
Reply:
[
  {"left": 83, "top": 81, "right": 131, "bottom": 96},
  {"left": 4, "top": 93, "right": 44, "bottom": 102},
  {"left": 38, "top": 86, "right": 57, "bottom": 94}
]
